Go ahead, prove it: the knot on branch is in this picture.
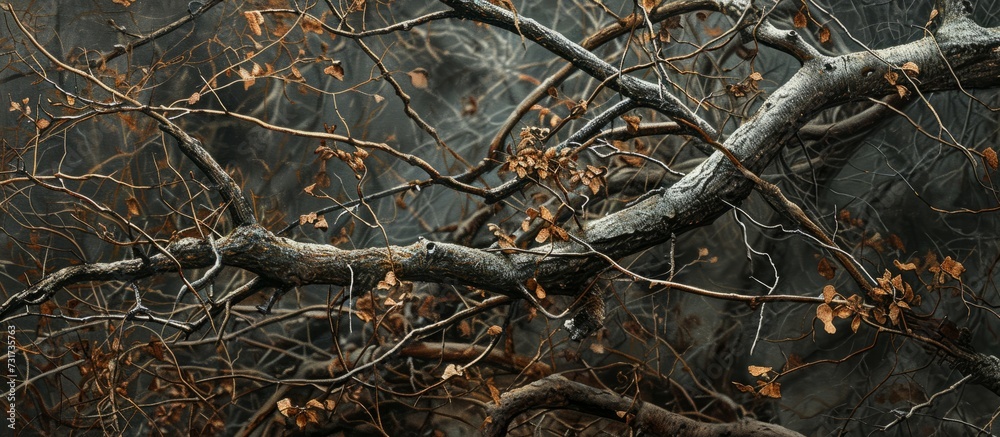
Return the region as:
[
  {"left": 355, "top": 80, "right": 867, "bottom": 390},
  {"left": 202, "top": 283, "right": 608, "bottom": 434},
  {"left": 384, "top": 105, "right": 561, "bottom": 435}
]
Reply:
[{"left": 564, "top": 291, "right": 605, "bottom": 341}]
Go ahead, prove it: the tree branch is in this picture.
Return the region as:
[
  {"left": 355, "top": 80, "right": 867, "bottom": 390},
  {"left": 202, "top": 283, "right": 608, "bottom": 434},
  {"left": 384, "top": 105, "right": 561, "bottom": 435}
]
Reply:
[{"left": 483, "top": 375, "right": 804, "bottom": 437}]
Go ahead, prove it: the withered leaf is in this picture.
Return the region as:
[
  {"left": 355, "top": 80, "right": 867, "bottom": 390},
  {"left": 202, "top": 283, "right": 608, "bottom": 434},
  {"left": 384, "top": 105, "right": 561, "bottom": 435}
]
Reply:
[
  {"left": 487, "top": 378, "right": 501, "bottom": 404},
  {"left": 126, "top": 197, "right": 140, "bottom": 216},
  {"left": 313, "top": 216, "right": 328, "bottom": 231},
  {"left": 487, "top": 325, "right": 503, "bottom": 336},
  {"left": 407, "top": 68, "right": 429, "bottom": 89},
  {"left": 759, "top": 381, "right": 782, "bottom": 398},
  {"left": 621, "top": 114, "right": 641, "bottom": 134},
  {"left": 940, "top": 256, "right": 965, "bottom": 279},
  {"left": 299, "top": 212, "right": 317, "bottom": 225},
  {"left": 441, "top": 363, "right": 463, "bottom": 380},
  {"left": 817, "top": 303, "right": 836, "bottom": 334},
  {"left": 818, "top": 257, "right": 836, "bottom": 280},
  {"left": 458, "top": 320, "right": 472, "bottom": 337},
  {"left": 748, "top": 365, "right": 772, "bottom": 377},
  {"left": 822, "top": 285, "right": 836, "bottom": 303},
  {"left": 244, "top": 11, "right": 264, "bottom": 36},
  {"left": 884, "top": 71, "right": 899, "bottom": 85},
  {"left": 851, "top": 315, "right": 862, "bottom": 333},
  {"left": 277, "top": 398, "right": 295, "bottom": 417},
  {"left": 535, "top": 227, "right": 550, "bottom": 243},
  {"left": 324, "top": 62, "right": 344, "bottom": 81},
  {"left": 238, "top": 67, "right": 255, "bottom": 90},
  {"left": 983, "top": 147, "right": 998, "bottom": 170},
  {"left": 793, "top": 11, "right": 807, "bottom": 28},
  {"left": 818, "top": 26, "right": 831, "bottom": 43}
]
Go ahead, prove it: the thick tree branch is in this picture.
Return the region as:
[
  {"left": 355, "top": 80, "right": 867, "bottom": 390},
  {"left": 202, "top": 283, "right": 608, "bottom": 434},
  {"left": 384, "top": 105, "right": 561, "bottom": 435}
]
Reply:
[{"left": 483, "top": 375, "right": 804, "bottom": 437}]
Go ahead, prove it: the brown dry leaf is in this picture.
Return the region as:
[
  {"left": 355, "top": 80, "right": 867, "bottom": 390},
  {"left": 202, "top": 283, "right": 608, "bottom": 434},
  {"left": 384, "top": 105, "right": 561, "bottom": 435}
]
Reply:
[
  {"left": 539, "top": 206, "right": 554, "bottom": 222},
  {"left": 817, "top": 303, "right": 836, "bottom": 334},
  {"left": 983, "top": 147, "right": 999, "bottom": 170},
  {"left": 818, "top": 27, "right": 831, "bottom": 43},
  {"left": 759, "top": 381, "right": 782, "bottom": 398},
  {"left": 621, "top": 114, "right": 640, "bottom": 134},
  {"left": 289, "top": 66, "right": 304, "bottom": 82},
  {"left": 355, "top": 295, "right": 375, "bottom": 323},
  {"left": 884, "top": 71, "right": 899, "bottom": 85},
  {"left": 441, "top": 363, "right": 464, "bottom": 380},
  {"left": 793, "top": 11, "right": 807, "bottom": 28},
  {"left": 299, "top": 212, "right": 317, "bottom": 225},
  {"left": 487, "top": 325, "right": 503, "bottom": 336},
  {"left": 589, "top": 342, "right": 605, "bottom": 354},
  {"left": 534, "top": 227, "right": 550, "bottom": 243},
  {"left": 126, "top": 197, "right": 140, "bottom": 216},
  {"left": 615, "top": 410, "right": 627, "bottom": 418},
  {"left": 458, "top": 320, "right": 472, "bottom": 337},
  {"left": 277, "top": 398, "right": 295, "bottom": 417},
  {"left": 822, "top": 285, "right": 836, "bottom": 303},
  {"left": 888, "top": 234, "right": 905, "bottom": 251},
  {"left": 551, "top": 225, "right": 569, "bottom": 241},
  {"left": 927, "top": 8, "right": 939, "bottom": 27},
  {"left": 244, "top": 11, "right": 264, "bottom": 36},
  {"left": 783, "top": 354, "right": 805, "bottom": 372},
  {"left": 146, "top": 339, "right": 166, "bottom": 361},
  {"left": 295, "top": 413, "right": 310, "bottom": 430},
  {"left": 313, "top": 216, "right": 328, "bottom": 231},
  {"left": 302, "top": 15, "right": 325, "bottom": 34},
  {"left": 698, "top": 247, "right": 709, "bottom": 257},
  {"left": 36, "top": 118, "right": 50, "bottom": 130},
  {"left": 748, "top": 365, "right": 772, "bottom": 377},
  {"left": 733, "top": 382, "right": 756, "bottom": 393},
  {"left": 534, "top": 282, "right": 546, "bottom": 299},
  {"left": 851, "top": 315, "right": 862, "bottom": 333},
  {"left": 66, "top": 95, "right": 75, "bottom": 105},
  {"left": 306, "top": 399, "right": 324, "bottom": 410},
  {"left": 303, "top": 183, "right": 317, "bottom": 195},
  {"left": 112, "top": 0, "right": 134, "bottom": 6},
  {"left": 896, "top": 84, "right": 908, "bottom": 98},
  {"left": 901, "top": 62, "right": 920, "bottom": 77},
  {"left": 238, "top": 67, "right": 255, "bottom": 90},
  {"left": 641, "top": 0, "right": 660, "bottom": 12},
  {"left": 187, "top": 92, "right": 201, "bottom": 105},
  {"left": 892, "top": 259, "right": 917, "bottom": 272},
  {"left": 748, "top": 71, "right": 763, "bottom": 82},
  {"left": 324, "top": 62, "right": 344, "bottom": 81},
  {"left": 941, "top": 256, "right": 965, "bottom": 279},
  {"left": 407, "top": 68, "right": 429, "bottom": 89},
  {"left": 377, "top": 271, "right": 398, "bottom": 290},
  {"left": 817, "top": 257, "right": 836, "bottom": 280},
  {"left": 888, "top": 302, "right": 900, "bottom": 325},
  {"left": 487, "top": 378, "right": 502, "bottom": 404}
]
